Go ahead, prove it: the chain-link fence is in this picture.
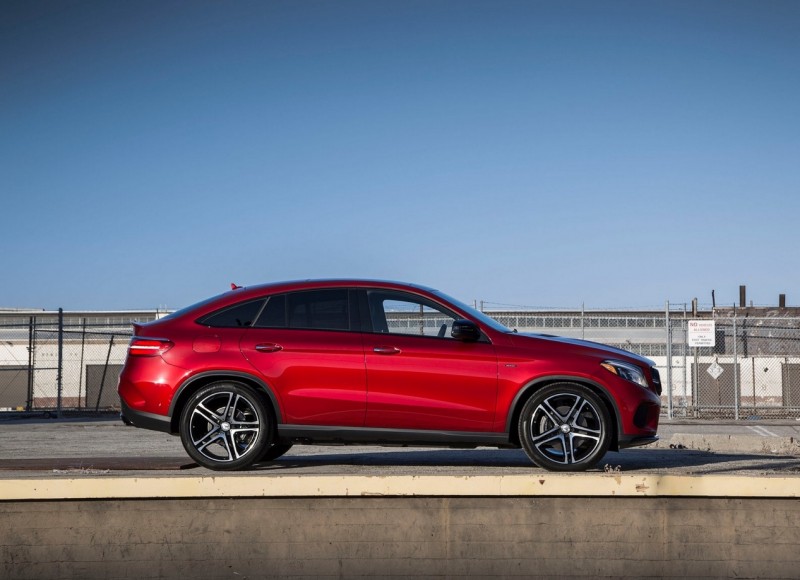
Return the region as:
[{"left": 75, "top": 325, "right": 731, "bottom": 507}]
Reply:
[
  {"left": 663, "top": 315, "right": 800, "bottom": 419},
  {"left": 3, "top": 308, "right": 800, "bottom": 419},
  {"left": 0, "top": 315, "right": 136, "bottom": 414},
  {"left": 487, "top": 310, "right": 800, "bottom": 419}
]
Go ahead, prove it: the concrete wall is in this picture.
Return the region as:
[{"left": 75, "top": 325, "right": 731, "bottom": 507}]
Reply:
[{"left": 3, "top": 496, "right": 800, "bottom": 579}]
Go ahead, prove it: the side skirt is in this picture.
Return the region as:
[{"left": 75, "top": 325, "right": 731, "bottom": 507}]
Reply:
[{"left": 277, "top": 425, "right": 514, "bottom": 448}]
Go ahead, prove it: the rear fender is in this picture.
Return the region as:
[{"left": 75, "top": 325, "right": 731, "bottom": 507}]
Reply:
[{"left": 168, "top": 370, "right": 282, "bottom": 433}]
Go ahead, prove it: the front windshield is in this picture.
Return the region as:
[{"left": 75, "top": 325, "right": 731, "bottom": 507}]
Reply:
[{"left": 433, "top": 290, "right": 512, "bottom": 334}]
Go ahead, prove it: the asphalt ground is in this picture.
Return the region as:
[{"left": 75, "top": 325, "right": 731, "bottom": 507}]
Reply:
[{"left": 0, "top": 415, "right": 799, "bottom": 479}]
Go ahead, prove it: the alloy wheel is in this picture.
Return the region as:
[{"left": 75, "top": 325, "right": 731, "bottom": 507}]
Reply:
[
  {"left": 180, "top": 382, "right": 269, "bottom": 470},
  {"left": 519, "top": 383, "right": 610, "bottom": 471}
]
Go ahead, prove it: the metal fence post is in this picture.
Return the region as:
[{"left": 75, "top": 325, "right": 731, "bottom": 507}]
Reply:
[
  {"left": 683, "top": 308, "right": 688, "bottom": 414},
  {"left": 665, "top": 301, "right": 673, "bottom": 418},
  {"left": 733, "top": 315, "right": 739, "bottom": 420},
  {"left": 78, "top": 318, "right": 87, "bottom": 409},
  {"left": 581, "top": 303, "right": 585, "bottom": 340},
  {"left": 26, "top": 316, "right": 34, "bottom": 412},
  {"left": 57, "top": 308, "right": 63, "bottom": 417}
]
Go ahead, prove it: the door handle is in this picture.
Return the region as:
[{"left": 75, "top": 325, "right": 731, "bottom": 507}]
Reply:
[
  {"left": 373, "top": 346, "right": 401, "bottom": 355},
  {"left": 254, "top": 343, "right": 283, "bottom": 353}
]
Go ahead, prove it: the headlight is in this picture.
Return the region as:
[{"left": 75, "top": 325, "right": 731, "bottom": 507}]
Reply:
[{"left": 601, "top": 360, "right": 649, "bottom": 388}]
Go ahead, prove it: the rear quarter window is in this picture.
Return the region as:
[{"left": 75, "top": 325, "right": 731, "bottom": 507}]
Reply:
[{"left": 198, "top": 299, "right": 266, "bottom": 327}]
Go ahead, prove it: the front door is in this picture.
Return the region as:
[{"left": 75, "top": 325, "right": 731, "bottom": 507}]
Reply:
[{"left": 362, "top": 290, "right": 498, "bottom": 432}]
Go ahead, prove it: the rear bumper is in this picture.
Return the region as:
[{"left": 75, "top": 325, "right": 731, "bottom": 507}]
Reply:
[{"left": 120, "top": 399, "right": 172, "bottom": 434}]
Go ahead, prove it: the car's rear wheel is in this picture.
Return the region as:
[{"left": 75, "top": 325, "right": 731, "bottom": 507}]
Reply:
[
  {"left": 518, "top": 383, "right": 611, "bottom": 472},
  {"left": 179, "top": 382, "right": 270, "bottom": 470}
]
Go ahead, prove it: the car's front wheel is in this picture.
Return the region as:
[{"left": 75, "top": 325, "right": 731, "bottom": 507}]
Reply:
[
  {"left": 519, "top": 383, "right": 611, "bottom": 472},
  {"left": 179, "top": 382, "right": 271, "bottom": 470}
]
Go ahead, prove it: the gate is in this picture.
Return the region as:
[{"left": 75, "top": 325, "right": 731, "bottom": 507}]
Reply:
[{"left": 665, "top": 314, "right": 800, "bottom": 419}]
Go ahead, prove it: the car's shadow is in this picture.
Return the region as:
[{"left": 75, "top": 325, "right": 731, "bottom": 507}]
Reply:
[{"left": 250, "top": 447, "right": 800, "bottom": 474}]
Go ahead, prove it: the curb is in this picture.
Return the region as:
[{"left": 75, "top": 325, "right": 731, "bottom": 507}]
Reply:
[
  {"left": 3, "top": 473, "right": 800, "bottom": 501},
  {"left": 652, "top": 433, "right": 800, "bottom": 454}
]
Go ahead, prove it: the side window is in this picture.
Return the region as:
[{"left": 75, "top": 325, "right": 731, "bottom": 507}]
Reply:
[
  {"left": 287, "top": 289, "right": 350, "bottom": 331},
  {"left": 253, "top": 295, "right": 287, "bottom": 328},
  {"left": 368, "top": 291, "right": 458, "bottom": 339},
  {"left": 199, "top": 299, "right": 266, "bottom": 328}
]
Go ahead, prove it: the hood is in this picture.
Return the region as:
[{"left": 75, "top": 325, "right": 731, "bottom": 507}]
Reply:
[{"left": 516, "top": 332, "right": 655, "bottom": 367}]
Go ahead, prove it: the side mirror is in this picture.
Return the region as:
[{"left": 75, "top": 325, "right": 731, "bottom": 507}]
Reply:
[{"left": 451, "top": 319, "right": 481, "bottom": 342}]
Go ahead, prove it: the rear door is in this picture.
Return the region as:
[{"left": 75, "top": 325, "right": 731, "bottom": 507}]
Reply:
[{"left": 240, "top": 289, "right": 367, "bottom": 426}]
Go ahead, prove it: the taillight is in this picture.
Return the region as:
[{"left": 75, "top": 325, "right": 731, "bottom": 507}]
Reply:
[{"left": 128, "top": 337, "right": 173, "bottom": 357}]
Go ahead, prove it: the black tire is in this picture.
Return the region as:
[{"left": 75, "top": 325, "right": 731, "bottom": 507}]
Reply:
[
  {"left": 179, "top": 381, "right": 271, "bottom": 470},
  {"left": 258, "top": 442, "right": 293, "bottom": 462},
  {"left": 518, "top": 383, "right": 611, "bottom": 472}
]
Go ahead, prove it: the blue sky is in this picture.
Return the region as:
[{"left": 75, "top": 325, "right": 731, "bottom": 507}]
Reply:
[{"left": 2, "top": 1, "right": 799, "bottom": 311}]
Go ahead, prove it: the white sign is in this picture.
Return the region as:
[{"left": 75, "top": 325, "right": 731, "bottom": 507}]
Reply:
[
  {"left": 688, "top": 320, "right": 716, "bottom": 348},
  {"left": 707, "top": 362, "right": 724, "bottom": 380}
]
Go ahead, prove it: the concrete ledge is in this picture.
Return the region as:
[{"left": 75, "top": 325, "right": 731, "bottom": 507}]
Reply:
[
  {"left": 653, "top": 433, "right": 800, "bottom": 454},
  {"left": 2, "top": 473, "right": 800, "bottom": 501}
]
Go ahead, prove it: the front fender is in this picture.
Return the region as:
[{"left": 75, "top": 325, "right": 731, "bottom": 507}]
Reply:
[{"left": 504, "top": 375, "right": 623, "bottom": 450}]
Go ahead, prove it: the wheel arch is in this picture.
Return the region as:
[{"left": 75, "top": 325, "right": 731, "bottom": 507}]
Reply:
[
  {"left": 168, "top": 370, "right": 282, "bottom": 434},
  {"left": 505, "top": 375, "right": 622, "bottom": 451}
]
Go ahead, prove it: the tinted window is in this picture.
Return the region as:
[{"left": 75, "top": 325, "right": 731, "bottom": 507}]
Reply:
[
  {"left": 432, "top": 290, "right": 511, "bottom": 333},
  {"left": 367, "top": 290, "right": 458, "bottom": 339},
  {"left": 160, "top": 292, "right": 229, "bottom": 321},
  {"left": 254, "top": 295, "right": 287, "bottom": 328},
  {"left": 288, "top": 290, "right": 349, "bottom": 331},
  {"left": 199, "top": 300, "right": 265, "bottom": 328}
]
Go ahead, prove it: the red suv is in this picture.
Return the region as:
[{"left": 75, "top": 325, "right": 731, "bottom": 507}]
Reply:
[{"left": 118, "top": 280, "right": 661, "bottom": 471}]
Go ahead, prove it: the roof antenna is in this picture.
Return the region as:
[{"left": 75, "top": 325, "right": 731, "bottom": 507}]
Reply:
[{"left": 231, "top": 283, "right": 242, "bottom": 290}]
